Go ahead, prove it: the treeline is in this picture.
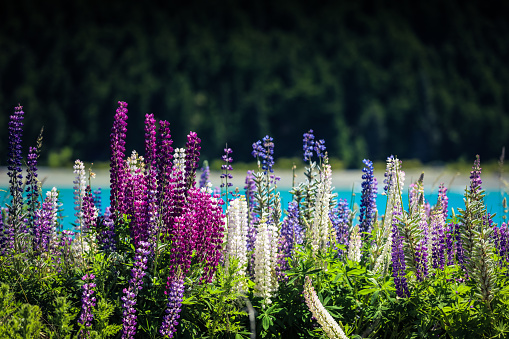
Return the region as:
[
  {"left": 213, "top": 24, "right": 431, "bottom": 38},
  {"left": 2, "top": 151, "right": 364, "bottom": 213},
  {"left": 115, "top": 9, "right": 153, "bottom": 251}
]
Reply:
[{"left": 0, "top": 0, "right": 508, "bottom": 168}]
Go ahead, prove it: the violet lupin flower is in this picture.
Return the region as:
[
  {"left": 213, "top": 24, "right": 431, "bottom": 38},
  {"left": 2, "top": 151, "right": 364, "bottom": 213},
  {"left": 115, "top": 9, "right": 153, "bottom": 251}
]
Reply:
[
  {"left": 359, "top": 159, "right": 378, "bottom": 236},
  {"left": 160, "top": 274, "right": 185, "bottom": 338},
  {"left": 303, "top": 129, "right": 315, "bottom": 162},
  {"left": 330, "top": 199, "right": 350, "bottom": 254},
  {"left": 314, "top": 139, "right": 326, "bottom": 160},
  {"left": 110, "top": 101, "right": 129, "bottom": 221},
  {"left": 278, "top": 201, "right": 302, "bottom": 280},
  {"left": 121, "top": 241, "right": 150, "bottom": 339},
  {"left": 252, "top": 136, "right": 275, "bottom": 174},
  {"left": 391, "top": 210, "right": 409, "bottom": 298},
  {"left": 7, "top": 104, "right": 24, "bottom": 234},
  {"left": 78, "top": 273, "right": 97, "bottom": 338}
]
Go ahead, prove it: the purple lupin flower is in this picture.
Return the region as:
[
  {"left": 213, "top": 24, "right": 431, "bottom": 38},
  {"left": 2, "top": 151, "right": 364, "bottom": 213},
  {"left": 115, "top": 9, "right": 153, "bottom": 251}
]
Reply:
[
  {"left": 157, "top": 121, "right": 177, "bottom": 235},
  {"left": 330, "top": 199, "right": 350, "bottom": 254},
  {"left": 391, "top": 210, "right": 409, "bottom": 298},
  {"left": 470, "top": 155, "right": 482, "bottom": 195},
  {"left": 303, "top": 129, "right": 315, "bottom": 162},
  {"left": 160, "top": 275, "right": 185, "bottom": 338},
  {"left": 278, "top": 201, "right": 302, "bottom": 280},
  {"left": 498, "top": 223, "right": 509, "bottom": 266},
  {"left": 78, "top": 273, "right": 97, "bottom": 338},
  {"left": 220, "top": 147, "right": 234, "bottom": 203},
  {"left": 82, "top": 186, "right": 98, "bottom": 231},
  {"left": 445, "top": 223, "right": 455, "bottom": 266},
  {"left": 144, "top": 114, "right": 159, "bottom": 246},
  {"left": 26, "top": 146, "right": 40, "bottom": 230},
  {"left": 198, "top": 161, "right": 211, "bottom": 189},
  {"left": 32, "top": 191, "right": 58, "bottom": 254},
  {"left": 244, "top": 170, "right": 258, "bottom": 227},
  {"left": 121, "top": 241, "right": 150, "bottom": 339},
  {"left": 7, "top": 104, "right": 24, "bottom": 237},
  {"left": 110, "top": 101, "right": 129, "bottom": 221},
  {"left": 184, "top": 131, "right": 201, "bottom": 190},
  {"left": 359, "top": 159, "right": 377, "bottom": 236},
  {"left": 430, "top": 208, "right": 446, "bottom": 270},
  {"left": 437, "top": 183, "right": 448, "bottom": 220},
  {"left": 93, "top": 188, "right": 102, "bottom": 216},
  {"left": 98, "top": 207, "right": 116, "bottom": 252}
]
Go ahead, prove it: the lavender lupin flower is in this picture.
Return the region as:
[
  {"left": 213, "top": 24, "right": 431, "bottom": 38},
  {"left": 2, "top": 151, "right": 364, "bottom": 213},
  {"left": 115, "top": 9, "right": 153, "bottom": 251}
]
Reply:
[
  {"left": 78, "top": 274, "right": 97, "bottom": 338},
  {"left": 438, "top": 183, "right": 449, "bottom": 220},
  {"left": 121, "top": 241, "right": 150, "bottom": 339},
  {"left": 160, "top": 275, "right": 185, "bottom": 338},
  {"left": 359, "top": 159, "right": 378, "bottom": 236}
]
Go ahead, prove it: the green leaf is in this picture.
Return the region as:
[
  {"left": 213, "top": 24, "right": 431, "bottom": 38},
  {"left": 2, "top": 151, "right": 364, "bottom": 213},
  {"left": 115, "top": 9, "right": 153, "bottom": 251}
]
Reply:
[{"left": 358, "top": 288, "right": 378, "bottom": 295}]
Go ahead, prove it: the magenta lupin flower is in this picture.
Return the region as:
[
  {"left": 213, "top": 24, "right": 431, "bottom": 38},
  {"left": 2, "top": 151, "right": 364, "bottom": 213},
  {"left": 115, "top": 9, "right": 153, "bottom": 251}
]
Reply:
[
  {"left": 184, "top": 131, "right": 201, "bottom": 189},
  {"left": 160, "top": 275, "right": 185, "bottom": 338},
  {"left": 110, "top": 101, "right": 129, "bottom": 221}
]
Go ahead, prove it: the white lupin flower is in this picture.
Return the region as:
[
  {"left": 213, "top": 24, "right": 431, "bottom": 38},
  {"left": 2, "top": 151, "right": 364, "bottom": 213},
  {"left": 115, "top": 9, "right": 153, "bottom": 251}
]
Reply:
[
  {"left": 73, "top": 160, "right": 86, "bottom": 227},
  {"left": 226, "top": 196, "right": 249, "bottom": 290},
  {"left": 46, "top": 187, "right": 59, "bottom": 230},
  {"left": 304, "top": 276, "right": 349, "bottom": 339},
  {"left": 254, "top": 219, "right": 279, "bottom": 306},
  {"left": 172, "top": 148, "right": 186, "bottom": 182},
  {"left": 347, "top": 225, "right": 362, "bottom": 263},
  {"left": 309, "top": 164, "right": 333, "bottom": 255},
  {"left": 126, "top": 150, "right": 145, "bottom": 174}
]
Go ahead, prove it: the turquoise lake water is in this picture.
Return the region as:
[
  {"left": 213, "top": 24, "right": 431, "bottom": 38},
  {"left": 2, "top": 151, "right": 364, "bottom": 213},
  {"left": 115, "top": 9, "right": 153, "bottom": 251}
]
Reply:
[{"left": 2, "top": 186, "right": 507, "bottom": 230}]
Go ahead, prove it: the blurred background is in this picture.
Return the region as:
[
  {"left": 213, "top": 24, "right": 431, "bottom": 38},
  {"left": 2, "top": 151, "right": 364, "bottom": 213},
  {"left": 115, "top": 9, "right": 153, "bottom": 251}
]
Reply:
[{"left": 1, "top": 0, "right": 508, "bottom": 169}]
